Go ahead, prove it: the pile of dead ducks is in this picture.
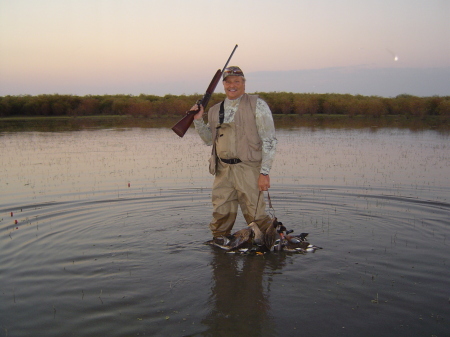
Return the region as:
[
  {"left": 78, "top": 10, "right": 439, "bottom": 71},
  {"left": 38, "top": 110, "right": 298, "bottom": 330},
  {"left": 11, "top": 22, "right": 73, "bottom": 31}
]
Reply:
[{"left": 206, "top": 217, "right": 322, "bottom": 255}]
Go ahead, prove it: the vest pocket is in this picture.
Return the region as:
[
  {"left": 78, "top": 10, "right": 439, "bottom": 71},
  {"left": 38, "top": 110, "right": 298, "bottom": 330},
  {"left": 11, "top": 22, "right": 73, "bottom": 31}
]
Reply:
[{"left": 216, "top": 123, "right": 238, "bottom": 159}]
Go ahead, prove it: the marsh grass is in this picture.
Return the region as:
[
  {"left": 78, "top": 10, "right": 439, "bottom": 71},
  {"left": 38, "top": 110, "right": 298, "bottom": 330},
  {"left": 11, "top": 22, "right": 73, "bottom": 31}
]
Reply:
[{"left": 1, "top": 93, "right": 450, "bottom": 119}]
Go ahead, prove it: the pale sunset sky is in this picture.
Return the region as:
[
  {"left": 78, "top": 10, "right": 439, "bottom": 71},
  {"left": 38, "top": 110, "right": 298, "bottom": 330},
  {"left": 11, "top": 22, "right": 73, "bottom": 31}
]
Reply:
[{"left": 1, "top": 0, "right": 449, "bottom": 97}]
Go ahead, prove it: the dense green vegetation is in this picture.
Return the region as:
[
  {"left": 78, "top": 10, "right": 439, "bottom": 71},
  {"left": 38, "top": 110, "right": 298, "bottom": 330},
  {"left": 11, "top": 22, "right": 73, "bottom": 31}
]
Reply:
[{"left": 1, "top": 93, "right": 449, "bottom": 118}]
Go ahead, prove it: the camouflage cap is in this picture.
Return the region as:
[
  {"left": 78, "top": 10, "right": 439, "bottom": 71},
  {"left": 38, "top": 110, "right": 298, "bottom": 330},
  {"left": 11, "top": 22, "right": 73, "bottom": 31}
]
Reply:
[{"left": 222, "top": 66, "right": 245, "bottom": 80}]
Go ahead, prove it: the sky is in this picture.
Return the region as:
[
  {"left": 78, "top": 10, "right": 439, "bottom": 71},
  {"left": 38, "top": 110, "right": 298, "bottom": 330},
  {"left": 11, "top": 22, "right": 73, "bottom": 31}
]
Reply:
[{"left": 0, "top": 0, "right": 449, "bottom": 97}]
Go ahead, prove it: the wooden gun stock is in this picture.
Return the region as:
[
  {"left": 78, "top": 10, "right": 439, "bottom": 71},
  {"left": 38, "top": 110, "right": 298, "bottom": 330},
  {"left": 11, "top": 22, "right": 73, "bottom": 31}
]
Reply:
[
  {"left": 171, "top": 44, "right": 238, "bottom": 137},
  {"left": 171, "top": 109, "right": 197, "bottom": 138}
]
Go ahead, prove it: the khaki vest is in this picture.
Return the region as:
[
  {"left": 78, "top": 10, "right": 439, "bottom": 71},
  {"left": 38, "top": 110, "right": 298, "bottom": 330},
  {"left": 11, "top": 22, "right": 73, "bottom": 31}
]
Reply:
[{"left": 208, "top": 94, "right": 262, "bottom": 162}]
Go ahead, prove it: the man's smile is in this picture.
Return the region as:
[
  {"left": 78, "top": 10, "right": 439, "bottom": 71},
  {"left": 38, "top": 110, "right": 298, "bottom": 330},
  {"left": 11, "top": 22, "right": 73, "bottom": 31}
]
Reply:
[{"left": 223, "top": 76, "right": 245, "bottom": 100}]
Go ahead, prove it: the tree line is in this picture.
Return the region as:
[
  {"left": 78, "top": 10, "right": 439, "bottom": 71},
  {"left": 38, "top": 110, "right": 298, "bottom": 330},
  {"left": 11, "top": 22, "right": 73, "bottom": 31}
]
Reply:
[{"left": 0, "top": 93, "right": 449, "bottom": 118}]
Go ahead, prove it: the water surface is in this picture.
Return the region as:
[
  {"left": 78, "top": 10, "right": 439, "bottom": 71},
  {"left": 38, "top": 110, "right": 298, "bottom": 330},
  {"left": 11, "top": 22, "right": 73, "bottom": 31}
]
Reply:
[{"left": 1, "top": 120, "right": 449, "bottom": 336}]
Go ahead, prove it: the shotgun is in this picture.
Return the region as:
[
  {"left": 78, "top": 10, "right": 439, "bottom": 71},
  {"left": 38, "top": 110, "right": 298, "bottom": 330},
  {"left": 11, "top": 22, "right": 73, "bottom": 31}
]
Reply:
[{"left": 171, "top": 44, "right": 238, "bottom": 137}]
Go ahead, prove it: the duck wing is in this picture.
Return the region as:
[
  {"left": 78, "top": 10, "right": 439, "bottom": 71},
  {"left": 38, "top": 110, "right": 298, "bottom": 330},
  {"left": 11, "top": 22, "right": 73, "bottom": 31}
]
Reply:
[
  {"left": 248, "top": 221, "right": 264, "bottom": 246},
  {"left": 229, "top": 227, "right": 253, "bottom": 250},
  {"left": 264, "top": 217, "right": 280, "bottom": 251},
  {"left": 286, "top": 240, "right": 310, "bottom": 251},
  {"left": 283, "top": 239, "right": 323, "bottom": 253},
  {"left": 294, "top": 233, "right": 309, "bottom": 241},
  {"left": 285, "top": 233, "right": 309, "bottom": 244}
]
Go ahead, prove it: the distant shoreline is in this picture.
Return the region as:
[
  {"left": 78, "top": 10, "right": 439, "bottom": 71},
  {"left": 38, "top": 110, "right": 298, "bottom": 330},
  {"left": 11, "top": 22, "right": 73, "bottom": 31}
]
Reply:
[{"left": 1, "top": 93, "right": 449, "bottom": 119}]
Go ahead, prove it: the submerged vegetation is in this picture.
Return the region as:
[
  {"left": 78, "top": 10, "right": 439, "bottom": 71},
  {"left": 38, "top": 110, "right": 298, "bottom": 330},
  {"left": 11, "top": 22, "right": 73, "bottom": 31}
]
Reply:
[{"left": 0, "top": 92, "right": 449, "bottom": 118}]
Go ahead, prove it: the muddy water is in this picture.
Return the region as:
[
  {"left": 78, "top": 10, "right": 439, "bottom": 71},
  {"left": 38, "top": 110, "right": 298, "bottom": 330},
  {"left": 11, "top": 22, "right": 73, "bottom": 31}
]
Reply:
[{"left": 0, "top": 120, "right": 449, "bottom": 336}]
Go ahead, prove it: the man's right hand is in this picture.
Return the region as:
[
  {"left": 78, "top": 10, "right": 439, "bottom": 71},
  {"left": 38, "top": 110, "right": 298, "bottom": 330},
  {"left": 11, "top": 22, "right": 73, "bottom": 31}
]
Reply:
[{"left": 192, "top": 104, "right": 204, "bottom": 120}]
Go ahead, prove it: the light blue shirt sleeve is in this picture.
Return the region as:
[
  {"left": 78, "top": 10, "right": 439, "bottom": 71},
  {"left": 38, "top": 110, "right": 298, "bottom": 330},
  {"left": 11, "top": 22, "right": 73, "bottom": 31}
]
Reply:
[
  {"left": 193, "top": 118, "right": 212, "bottom": 146},
  {"left": 255, "top": 98, "right": 277, "bottom": 175}
]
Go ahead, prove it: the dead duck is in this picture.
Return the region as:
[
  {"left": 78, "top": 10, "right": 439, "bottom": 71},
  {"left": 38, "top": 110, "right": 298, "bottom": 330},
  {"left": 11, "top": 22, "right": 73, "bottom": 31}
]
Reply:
[
  {"left": 208, "top": 220, "right": 321, "bottom": 254},
  {"left": 282, "top": 240, "right": 311, "bottom": 253},
  {"left": 211, "top": 226, "right": 254, "bottom": 251},
  {"left": 285, "top": 232, "right": 309, "bottom": 244},
  {"left": 264, "top": 217, "right": 283, "bottom": 251},
  {"left": 281, "top": 234, "right": 322, "bottom": 253},
  {"left": 247, "top": 221, "right": 264, "bottom": 246},
  {"left": 276, "top": 226, "right": 322, "bottom": 253}
]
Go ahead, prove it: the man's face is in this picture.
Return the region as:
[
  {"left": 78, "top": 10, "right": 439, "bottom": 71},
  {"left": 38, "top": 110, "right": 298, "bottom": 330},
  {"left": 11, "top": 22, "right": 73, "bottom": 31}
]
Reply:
[{"left": 223, "top": 76, "right": 245, "bottom": 100}]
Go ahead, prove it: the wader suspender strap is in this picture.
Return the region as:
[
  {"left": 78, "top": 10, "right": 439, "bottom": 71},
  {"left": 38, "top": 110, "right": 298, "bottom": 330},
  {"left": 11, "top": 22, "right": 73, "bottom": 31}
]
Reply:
[
  {"left": 210, "top": 101, "right": 226, "bottom": 172},
  {"left": 213, "top": 101, "right": 225, "bottom": 146},
  {"left": 219, "top": 101, "right": 225, "bottom": 125},
  {"left": 213, "top": 101, "right": 225, "bottom": 145}
]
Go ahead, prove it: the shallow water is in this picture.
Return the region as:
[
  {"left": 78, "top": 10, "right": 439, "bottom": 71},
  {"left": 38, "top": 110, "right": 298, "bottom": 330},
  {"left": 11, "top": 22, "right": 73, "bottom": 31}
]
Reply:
[{"left": 1, "top": 121, "right": 449, "bottom": 337}]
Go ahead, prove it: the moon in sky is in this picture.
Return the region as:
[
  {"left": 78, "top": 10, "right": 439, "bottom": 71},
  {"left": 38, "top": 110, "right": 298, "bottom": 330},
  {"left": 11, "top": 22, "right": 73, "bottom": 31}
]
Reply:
[{"left": 386, "top": 49, "right": 399, "bottom": 62}]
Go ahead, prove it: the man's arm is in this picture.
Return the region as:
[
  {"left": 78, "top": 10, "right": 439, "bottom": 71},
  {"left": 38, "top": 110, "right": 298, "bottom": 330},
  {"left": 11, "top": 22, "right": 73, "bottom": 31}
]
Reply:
[
  {"left": 255, "top": 98, "right": 277, "bottom": 175},
  {"left": 191, "top": 104, "right": 213, "bottom": 146},
  {"left": 255, "top": 98, "right": 277, "bottom": 191}
]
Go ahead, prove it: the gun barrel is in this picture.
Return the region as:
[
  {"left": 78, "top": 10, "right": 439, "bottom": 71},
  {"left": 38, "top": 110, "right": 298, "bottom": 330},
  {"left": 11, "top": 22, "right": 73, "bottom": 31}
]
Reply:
[
  {"left": 222, "top": 44, "right": 238, "bottom": 72},
  {"left": 171, "top": 45, "right": 238, "bottom": 137}
]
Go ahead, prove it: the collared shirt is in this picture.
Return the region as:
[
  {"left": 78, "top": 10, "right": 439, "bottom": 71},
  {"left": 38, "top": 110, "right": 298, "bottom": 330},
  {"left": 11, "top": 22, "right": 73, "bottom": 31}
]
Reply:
[{"left": 194, "top": 95, "right": 277, "bottom": 175}]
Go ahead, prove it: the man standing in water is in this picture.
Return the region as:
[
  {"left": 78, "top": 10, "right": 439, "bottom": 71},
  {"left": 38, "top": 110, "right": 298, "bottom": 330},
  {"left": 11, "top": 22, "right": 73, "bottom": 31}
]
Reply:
[{"left": 192, "top": 66, "right": 277, "bottom": 243}]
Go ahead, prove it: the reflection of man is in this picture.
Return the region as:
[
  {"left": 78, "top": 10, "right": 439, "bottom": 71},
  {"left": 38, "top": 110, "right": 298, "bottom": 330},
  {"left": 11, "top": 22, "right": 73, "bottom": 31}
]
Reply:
[
  {"left": 192, "top": 66, "right": 278, "bottom": 243},
  {"left": 201, "top": 251, "right": 283, "bottom": 335}
]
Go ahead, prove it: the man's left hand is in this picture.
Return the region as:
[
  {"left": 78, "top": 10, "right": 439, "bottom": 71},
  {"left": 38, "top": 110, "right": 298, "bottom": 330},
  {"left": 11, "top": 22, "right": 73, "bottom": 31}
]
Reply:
[{"left": 258, "top": 174, "right": 270, "bottom": 191}]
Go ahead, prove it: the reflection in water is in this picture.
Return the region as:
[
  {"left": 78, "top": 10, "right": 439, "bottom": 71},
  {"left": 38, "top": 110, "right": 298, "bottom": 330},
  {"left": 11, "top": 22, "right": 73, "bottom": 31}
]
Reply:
[
  {"left": 0, "top": 115, "right": 448, "bottom": 133},
  {"left": 201, "top": 248, "right": 286, "bottom": 337},
  {"left": 0, "top": 116, "right": 180, "bottom": 132}
]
